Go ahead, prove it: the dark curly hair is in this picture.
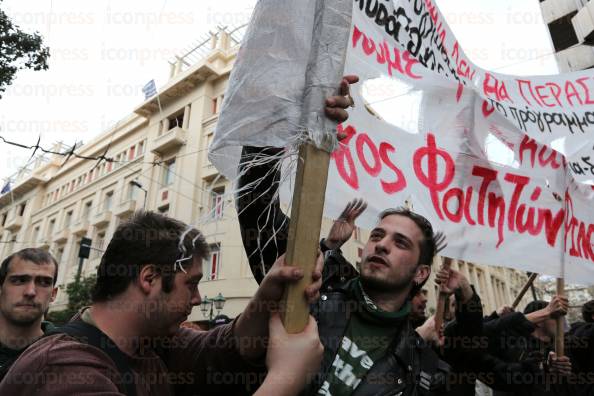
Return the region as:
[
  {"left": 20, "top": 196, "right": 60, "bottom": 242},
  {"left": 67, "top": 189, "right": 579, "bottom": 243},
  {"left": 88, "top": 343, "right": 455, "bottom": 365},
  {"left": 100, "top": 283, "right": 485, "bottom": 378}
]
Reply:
[{"left": 92, "top": 211, "right": 209, "bottom": 302}]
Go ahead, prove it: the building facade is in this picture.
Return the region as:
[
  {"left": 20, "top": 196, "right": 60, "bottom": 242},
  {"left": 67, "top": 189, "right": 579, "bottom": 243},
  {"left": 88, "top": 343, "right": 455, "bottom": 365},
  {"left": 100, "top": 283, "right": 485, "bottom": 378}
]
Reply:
[
  {"left": 0, "top": 27, "right": 530, "bottom": 324},
  {"left": 539, "top": 0, "right": 594, "bottom": 71}
]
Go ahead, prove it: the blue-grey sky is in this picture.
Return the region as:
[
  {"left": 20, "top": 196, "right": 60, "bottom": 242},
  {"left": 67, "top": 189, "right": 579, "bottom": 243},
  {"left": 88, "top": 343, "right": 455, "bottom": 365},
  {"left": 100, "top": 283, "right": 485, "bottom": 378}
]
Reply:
[{"left": 0, "top": 0, "right": 557, "bottom": 182}]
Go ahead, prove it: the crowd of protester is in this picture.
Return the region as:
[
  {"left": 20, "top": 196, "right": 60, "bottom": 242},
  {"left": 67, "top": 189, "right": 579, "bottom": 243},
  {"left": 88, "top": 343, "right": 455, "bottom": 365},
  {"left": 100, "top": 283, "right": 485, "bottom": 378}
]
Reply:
[{"left": 0, "top": 76, "right": 593, "bottom": 395}]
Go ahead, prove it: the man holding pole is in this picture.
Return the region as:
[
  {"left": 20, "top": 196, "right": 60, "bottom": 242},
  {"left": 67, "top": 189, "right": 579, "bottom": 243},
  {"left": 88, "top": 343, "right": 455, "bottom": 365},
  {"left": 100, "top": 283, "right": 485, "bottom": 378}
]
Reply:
[
  {"left": 238, "top": 182, "right": 453, "bottom": 395},
  {"left": 238, "top": 113, "right": 480, "bottom": 396},
  {"left": 0, "top": 211, "right": 326, "bottom": 396},
  {"left": 482, "top": 298, "right": 572, "bottom": 396},
  {"left": 237, "top": 144, "right": 574, "bottom": 396},
  {"left": 0, "top": 84, "right": 357, "bottom": 395}
]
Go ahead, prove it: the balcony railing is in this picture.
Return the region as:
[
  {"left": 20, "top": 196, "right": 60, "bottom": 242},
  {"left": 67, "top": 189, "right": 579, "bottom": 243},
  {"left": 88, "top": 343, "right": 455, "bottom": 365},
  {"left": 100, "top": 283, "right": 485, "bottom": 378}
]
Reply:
[
  {"left": 91, "top": 210, "right": 112, "bottom": 227},
  {"left": 151, "top": 126, "right": 187, "bottom": 155}
]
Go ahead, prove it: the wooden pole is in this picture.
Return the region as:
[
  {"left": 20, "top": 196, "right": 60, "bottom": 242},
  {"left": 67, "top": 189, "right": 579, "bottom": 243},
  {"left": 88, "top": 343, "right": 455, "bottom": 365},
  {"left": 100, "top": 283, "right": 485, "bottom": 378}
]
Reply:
[
  {"left": 278, "top": 0, "right": 352, "bottom": 333},
  {"left": 281, "top": 144, "right": 330, "bottom": 333},
  {"left": 555, "top": 277, "right": 565, "bottom": 357},
  {"left": 434, "top": 257, "right": 453, "bottom": 336},
  {"left": 511, "top": 273, "right": 539, "bottom": 310}
]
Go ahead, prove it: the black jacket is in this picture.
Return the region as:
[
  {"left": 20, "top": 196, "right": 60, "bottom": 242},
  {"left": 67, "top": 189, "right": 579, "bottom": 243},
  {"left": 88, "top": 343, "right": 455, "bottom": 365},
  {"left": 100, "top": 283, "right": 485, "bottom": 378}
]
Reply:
[
  {"left": 566, "top": 321, "right": 594, "bottom": 374},
  {"left": 564, "top": 321, "right": 594, "bottom": 396},
  {"left": 237, "top": 146, "right": 449, "bottom": 396},
  {"left": 0, "top": 321, "right": 55, "bottom": 382},
  {"left": 309, "top": 251, "right": 450, "bottom": 396},
  {"left": 483, "top": 312, "right": 571, "bottom": 396},
  {"left": 442, "top": 299, "right": 546, "bottom": 396}
]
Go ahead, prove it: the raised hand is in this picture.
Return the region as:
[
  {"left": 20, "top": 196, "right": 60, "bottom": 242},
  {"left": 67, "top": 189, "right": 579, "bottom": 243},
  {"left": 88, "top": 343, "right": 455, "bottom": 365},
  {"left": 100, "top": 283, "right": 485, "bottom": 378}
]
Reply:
[
  {"left": 325, "top": 199, "right": 368, "bottom": 250},
  {"left": 435, "top": 265, "right": 473, "bottom": 303}
]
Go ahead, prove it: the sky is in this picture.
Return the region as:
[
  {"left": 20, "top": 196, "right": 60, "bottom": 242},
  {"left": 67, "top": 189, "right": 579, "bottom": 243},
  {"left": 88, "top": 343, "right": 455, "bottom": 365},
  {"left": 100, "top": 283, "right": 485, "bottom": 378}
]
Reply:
[{"left": 0, "top": 0, "right": 558, "bottom": 182}]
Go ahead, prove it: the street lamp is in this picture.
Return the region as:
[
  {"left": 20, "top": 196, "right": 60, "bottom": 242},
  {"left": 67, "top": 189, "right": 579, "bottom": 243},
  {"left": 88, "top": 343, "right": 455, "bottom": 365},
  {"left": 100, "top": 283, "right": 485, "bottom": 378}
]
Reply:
[
  {"left": 213, "top": 293, "right": 226, "bottom": 310},
  {"left": 200, "top": 292, "right": 226, "bottom": 327},
  {"left": 129, "top": 180, "right": 148, "bottom": 209}
]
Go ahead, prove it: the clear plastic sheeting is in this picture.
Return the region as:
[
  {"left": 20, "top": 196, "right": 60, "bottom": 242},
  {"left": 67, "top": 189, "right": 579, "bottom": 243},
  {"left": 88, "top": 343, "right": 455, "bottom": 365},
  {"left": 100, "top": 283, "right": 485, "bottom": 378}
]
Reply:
[{"left": 209, "top": 0, "right": 353, "bottom": 180}]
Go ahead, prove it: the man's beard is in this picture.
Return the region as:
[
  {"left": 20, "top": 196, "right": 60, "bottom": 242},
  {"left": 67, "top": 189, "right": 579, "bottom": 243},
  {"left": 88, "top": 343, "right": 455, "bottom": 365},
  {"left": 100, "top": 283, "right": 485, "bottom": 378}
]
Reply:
[
  {"left": 4, "top": 306, "right": 43, "bottom": 327},
  {"left": 359, "top": 268, "right": 415, "bottom": 293}
]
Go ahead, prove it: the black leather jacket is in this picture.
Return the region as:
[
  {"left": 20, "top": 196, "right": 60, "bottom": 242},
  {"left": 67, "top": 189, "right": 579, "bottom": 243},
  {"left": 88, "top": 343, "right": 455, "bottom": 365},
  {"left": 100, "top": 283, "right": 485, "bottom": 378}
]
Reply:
[
  {"left": 306, "top": 249, "right": 450, "bottom": 396},
  {"left": 237, "top": 147, "right": 449, "bottom": 396}
]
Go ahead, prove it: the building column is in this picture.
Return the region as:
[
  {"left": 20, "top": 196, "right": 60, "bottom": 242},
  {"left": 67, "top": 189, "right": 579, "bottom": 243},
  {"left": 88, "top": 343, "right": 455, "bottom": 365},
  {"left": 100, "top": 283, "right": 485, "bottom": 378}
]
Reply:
[
  {"left": 484, "top": 266, "right": 498, "bottom": 314},
  {"left": 503, "top": 270, "right": 514, "bottom": 305}
]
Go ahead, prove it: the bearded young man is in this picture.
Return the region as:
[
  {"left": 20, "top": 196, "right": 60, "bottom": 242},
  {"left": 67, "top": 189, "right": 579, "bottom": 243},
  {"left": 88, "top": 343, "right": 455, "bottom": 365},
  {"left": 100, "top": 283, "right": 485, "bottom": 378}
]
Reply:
[
  {"left": 236, "top": 138, "right": 465, "bottom": 394},
  {"left": 0, "top": 248, "right": 58, "bottom": 381}
]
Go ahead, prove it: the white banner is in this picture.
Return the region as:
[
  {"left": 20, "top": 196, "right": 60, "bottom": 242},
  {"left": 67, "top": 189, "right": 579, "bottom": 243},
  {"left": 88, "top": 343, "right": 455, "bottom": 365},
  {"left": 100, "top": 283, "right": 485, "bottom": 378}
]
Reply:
[
  {"left": 211, "top": 0, "right": 594, "bottom": 284},
  {"left": 350, "top": 0, "right": 594, "bottom": 185}
]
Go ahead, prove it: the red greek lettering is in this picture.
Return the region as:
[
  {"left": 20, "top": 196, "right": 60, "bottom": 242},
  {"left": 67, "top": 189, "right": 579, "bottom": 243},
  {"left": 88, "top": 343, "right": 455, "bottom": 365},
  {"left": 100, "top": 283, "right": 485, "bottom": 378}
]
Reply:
[
  {"left": 517, "top": 79, "right": 542, "bottom": 107},
  {"left": 332, "top": 124, "right": 407, "bottom": 194},
  {"left": 425, "top": 0, "right": 439, "bottom": 24},
  {"left": 379, "top": 142, "right": 406, "bottom": 194},
  {"left": 576, "top": 223, "right": 594, "bottom": 260},
  {"left": 402, "top": 50, "right": 421, "bottom": 79},
  {"left": 353, "top": 25, "right": 363, "bottom": 49},
  {"left": 332, "top": 124, "right": 359, "bottom": 190},
  {"left": 519, "top": 135, "right": 561, "bottom": 170},
  {"left": 576, "top": 77, "right": 594, "bottom": 105},
  {"left": 356, "top": 133, "right": 381, "bottom": 177},
  {"left": 565, "top": 80, "right": 584, "bottom": 106},
  {"left": 538, "top": 146, "right": 561, "bottom": 170},
  {"left": 463, "top": 187, "right": 476, "bottom": 226},
  {"left": 363, "top": 34, "right": 376, "bottom": 56},
  {"left": 541, "top": 208, "right": 565, "bottom": 247},
  {"left": 472, "top": 166, "right": 498, "bottom": 226},
  {"left": 482, "top": 100, "right": 495, "bottom": 118},
  {"left": 443, "top": 188, "right": 464, "bottom": 223},
  {"left": 413, "top": 134, "right": 455, "bottom": 220},
  {"left": 519, "top": 135, "right": 538, "bottom": 168},
  {"left": 353, "top": 25, "right": 420, "bottom": 79},
  {"left": 546, "top": 82, "right": 563, "bottom": 107},
  {"left": 535, "top": 84, "right": 555, "bottom": 108},
  {"left": 504, "top": 173, "right": 530, "bottom": 233},
  {"left": 382, "top": 41, "right": 404, "bottom": 77},
  {"left": 487, "top": 192, "right": 506, "bottom": 248}
]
